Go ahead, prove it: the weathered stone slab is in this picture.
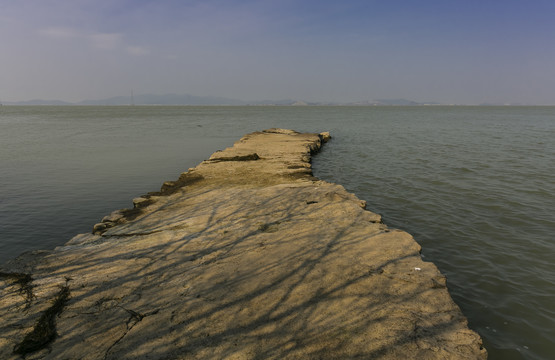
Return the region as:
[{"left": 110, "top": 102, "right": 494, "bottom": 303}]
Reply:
[{"left": 0, "top": 129, "right": 486, "bottom": 359}]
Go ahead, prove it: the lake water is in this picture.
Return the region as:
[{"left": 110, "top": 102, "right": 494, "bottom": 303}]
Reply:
[{"left": 1, "top": 105, "right": 553, "bottom": 359}]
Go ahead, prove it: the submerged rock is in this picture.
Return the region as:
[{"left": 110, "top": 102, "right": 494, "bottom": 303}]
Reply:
[{"left": 0, "top": 129, "right": 486, "bottom": 359}]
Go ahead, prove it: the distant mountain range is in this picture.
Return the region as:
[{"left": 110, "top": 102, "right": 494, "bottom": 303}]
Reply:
[
  {"left": 3, "top": 94, "right": 443, "bottom": 106},
  {"left": 345, "top": 99, "right": 441, "bottom": 106},
  {"left": 4, "top": 99, "right": 75, "bottom": 105},
  {"left": 79, "top": 93, "right": 247, "bottom": 106}
]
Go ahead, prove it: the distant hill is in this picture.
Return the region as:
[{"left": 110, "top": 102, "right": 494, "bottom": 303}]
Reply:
[
  {"left": 478, "top": 102, "right": 528, "bottom": 106},
  {"left": 3, "top": 99, "right": 74, "bottom": 105},
  {"left": 347, "top": 99, "right": 433, "bottom": 106},
  {"left": 79, "top": 93, "right": 247, "bottom": 105},
  {"left": 246, "top": 99, "right": 326, "bottom": 106},
  {"left": 375, "top": 98, "right": 420, "bottom": 106},
  {"left": 4, "top": 95, "right": 324, "bottom": 106}
]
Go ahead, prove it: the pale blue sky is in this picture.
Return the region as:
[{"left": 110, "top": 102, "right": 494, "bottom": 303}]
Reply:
[{"left": 1, "top": 0, "right": 554, "bottom": 104}]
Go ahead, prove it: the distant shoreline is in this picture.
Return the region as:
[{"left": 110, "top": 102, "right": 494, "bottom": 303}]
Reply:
[
  {"left": 2, "top": 103, "right": 551, "bottom": 107},
  {"left": 1, "top": 94, "right": 542, "bottom": 107}
]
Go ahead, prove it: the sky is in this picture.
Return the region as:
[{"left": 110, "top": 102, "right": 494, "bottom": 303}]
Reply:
[{"left": 1, "top": 0, "right": 555, "bottom": 104}]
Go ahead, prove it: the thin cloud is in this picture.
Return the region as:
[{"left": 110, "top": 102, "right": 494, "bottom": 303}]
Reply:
[
  {"left": 89, "top": 33, "right": 123, "bottom": 49},
  {"left": 39, "top": 28, "right": 124, "bottom": 51},
  {"left": 38, "top": 27, "right": 79, "bottom": 39},
  {"left": 126, "top": 46, "right": 150, "bottom": 56},
  {"left": 38, "top": 27, "right": 148, "bottom": 55}
]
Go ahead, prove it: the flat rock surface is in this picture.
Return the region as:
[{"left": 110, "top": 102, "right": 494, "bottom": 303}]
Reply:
[{"left": 0, "top": 129, "right": 486, "bottom": 359}]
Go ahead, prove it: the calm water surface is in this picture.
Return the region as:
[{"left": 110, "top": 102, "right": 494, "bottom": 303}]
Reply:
[{"left": 1, "top": 106, "right": 553, "bottom": 359}]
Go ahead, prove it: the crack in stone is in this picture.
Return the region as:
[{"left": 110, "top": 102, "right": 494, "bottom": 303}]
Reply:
[
  {"left": 103, "top": 307, "right": 159, "bottom": 360},
  {"left": 101, "top": 230, "right": 164, "bottom": 238}
]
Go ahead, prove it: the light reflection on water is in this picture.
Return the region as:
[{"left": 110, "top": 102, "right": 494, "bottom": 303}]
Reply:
[{"left": 1, "top": 105, "right": 554, "bottom": 359}]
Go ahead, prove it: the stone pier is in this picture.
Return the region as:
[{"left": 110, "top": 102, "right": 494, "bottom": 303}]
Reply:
[{"left": 0, "top": 129, "right": 486, "bottom": 359}]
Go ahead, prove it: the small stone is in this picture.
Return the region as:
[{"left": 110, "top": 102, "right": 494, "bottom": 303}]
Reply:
[
  {"left": 359, "top": 200, "right": 367, "bottom": 209},
  {"left": 65, "top": 234, "right": 102, "bottom": 246},
  {"left": 161, "top": 181, "right": 177, "bottom": 193},
  {"left": 102, "top": 210, "right": 124, "bottom": 223},
  {"left": 132, "top": 197, "right": 151, "bottom": 209},
  {"left": 92, "top": 223, "right": 107, "bottom": 234},
  {"left": 319, "top": 132, "right": 331, "bottom": 142}
]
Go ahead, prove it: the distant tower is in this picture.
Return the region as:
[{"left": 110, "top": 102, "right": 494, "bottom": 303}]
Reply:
[{"left": 130, "top": 90, "right": 135, "bottom": 106}]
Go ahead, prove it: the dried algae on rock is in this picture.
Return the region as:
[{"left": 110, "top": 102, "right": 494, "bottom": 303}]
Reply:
[{"left": 13, "top": 285, "right": 70, "bottom": 355}]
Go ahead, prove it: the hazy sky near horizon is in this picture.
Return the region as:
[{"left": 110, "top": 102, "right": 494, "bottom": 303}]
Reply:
[{"left": 1, "top": 0, "right": 554, "bottom": 104}]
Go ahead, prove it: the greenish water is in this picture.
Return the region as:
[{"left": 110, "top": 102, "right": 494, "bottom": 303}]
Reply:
[{"left": 1, "top": 105, "right": 553, "bottom": 359}]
